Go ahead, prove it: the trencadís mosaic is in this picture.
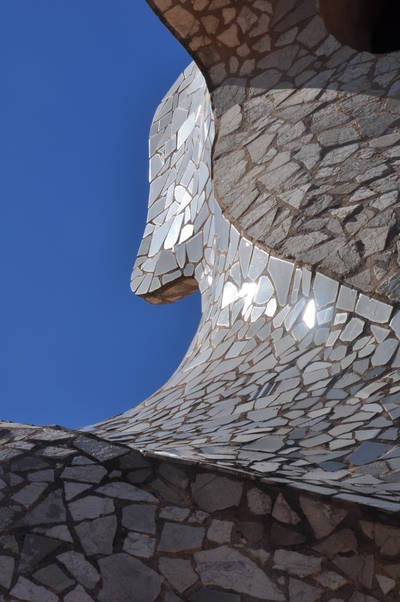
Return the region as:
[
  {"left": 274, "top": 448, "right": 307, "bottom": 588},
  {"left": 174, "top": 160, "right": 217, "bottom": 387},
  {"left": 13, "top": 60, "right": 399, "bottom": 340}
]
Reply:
[{"left": 90, "top": 61, "right": 400, "bottom": 512}]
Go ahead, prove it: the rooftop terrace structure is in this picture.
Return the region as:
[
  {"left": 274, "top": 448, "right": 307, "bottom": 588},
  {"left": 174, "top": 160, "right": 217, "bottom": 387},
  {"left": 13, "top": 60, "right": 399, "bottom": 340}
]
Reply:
[{"left": 1, "top": 1, "right": 400, "bottom": 600}]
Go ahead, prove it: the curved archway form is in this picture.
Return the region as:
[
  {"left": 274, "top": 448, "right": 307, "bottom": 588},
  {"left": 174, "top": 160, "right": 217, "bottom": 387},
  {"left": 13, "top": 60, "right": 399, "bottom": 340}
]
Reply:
[{"left": 319, "top": 0, "right": 400, "bottom": 54}]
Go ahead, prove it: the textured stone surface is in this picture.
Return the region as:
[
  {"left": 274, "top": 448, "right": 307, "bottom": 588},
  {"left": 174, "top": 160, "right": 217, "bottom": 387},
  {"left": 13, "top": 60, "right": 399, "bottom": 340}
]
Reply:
[
  {"left": 122, "top": 503, "right": 156, "bottom": 534},
  {"left": 0, "top": 426, "right": 398, "bottom": 600},
  {"left": 33, "top": 564, "right": 74, "bottom": 593},
  {"left": 123, "top": 531, "right": 155, "bottom": 558},
  {"left": 98, "top": 554, "right": 163, "bottom": 602},
  {"left": 247, "top": 488, "right": 272, "bottom": 515},
  {"left": 159, "top": 522, "right": 205, "bottom": 552},
  {"left": 159, "top": 557, "right": 198, "bottom": 593},
  {"left": 194, "top": 546, "right": 285, "bottom": 600},
  {"left": 299, "top": 495, "right": 347, "bottom": 538},
  {"left": 272, "top": 494, "right": 301, "bottom": 525},
  {"left": 192, "top": 474, "right": 243, "bottom": 511},
  {"left": 273, "top": 549, "right": 322, "bottom": 578},
  {"left": 74, "top": 516, "right": 117, "bottom": 555}
]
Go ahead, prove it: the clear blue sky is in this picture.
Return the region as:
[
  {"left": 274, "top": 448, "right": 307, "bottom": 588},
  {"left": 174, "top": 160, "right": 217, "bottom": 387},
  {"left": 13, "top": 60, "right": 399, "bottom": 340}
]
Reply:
[{"left": 0, "top": 1, "right": 200, "bottom": 428}]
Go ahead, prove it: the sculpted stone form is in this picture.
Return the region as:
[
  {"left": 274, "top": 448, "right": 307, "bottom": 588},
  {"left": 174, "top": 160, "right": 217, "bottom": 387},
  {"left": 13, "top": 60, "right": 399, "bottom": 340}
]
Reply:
[
  {"left": 2, "top": 1, "right": 400, "bottom": 600},
  {"left": 92, "top": 58, "right": 400, "bottom": 511}
]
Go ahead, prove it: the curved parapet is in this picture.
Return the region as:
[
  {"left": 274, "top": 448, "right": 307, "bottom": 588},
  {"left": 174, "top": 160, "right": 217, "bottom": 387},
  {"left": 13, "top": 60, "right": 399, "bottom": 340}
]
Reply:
[{"left": 91, "top": 61, "right": 400, "bottom": 511}]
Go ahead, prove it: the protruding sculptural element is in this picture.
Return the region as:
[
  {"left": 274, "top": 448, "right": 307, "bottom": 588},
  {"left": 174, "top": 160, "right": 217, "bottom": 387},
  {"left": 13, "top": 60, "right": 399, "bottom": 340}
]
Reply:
[{"left": 91, "top": 0, "right": 400, "bottom": 510}]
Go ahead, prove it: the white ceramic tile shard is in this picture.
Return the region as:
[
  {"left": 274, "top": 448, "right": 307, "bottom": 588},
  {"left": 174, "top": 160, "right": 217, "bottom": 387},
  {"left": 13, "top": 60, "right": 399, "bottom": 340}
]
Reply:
[{"left": 90, "top": 62, "right": 400, "bottom": 511}]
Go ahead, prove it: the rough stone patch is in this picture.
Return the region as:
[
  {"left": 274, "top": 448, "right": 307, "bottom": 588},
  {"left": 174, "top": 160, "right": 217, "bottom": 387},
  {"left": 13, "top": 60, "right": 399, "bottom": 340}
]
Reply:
[
  {"left": 192, "top": 474, "right": 243, "bottom": 511},
  {"left": 299, "top": 495, "right": 347, "bottom": 538},
  {"left": 194, "top": 546, "right": 285, "bottom": 600},
  {"left": 159, "top": 557, "right": 198, "bottom": 593},
  {"left": 272, "top": 493, "right": 301, "bottom": 525},
  {"left": 159, "top": 522, "right": 205, "bottom": 552},
  {"left": 98, "top": 553, "right": 163, "bottom": 602}
]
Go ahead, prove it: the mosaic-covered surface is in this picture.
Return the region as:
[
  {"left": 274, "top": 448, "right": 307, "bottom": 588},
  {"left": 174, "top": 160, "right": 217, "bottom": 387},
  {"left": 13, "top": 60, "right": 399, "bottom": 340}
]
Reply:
[
  {"left": 1, "top": 423, "right": 400, "bottom": 601},
  {"left": 90, "top": 61, "right": 400, "bottom": 512},
  {"left": 3, "top": 2, "right": 400, "bottom": 598},
  {"left": 148, "top": 0, "right": 400, "bottom": 303}
]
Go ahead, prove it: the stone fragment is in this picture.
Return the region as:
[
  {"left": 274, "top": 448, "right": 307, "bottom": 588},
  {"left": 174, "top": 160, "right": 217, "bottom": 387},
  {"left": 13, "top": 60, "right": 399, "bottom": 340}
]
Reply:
[
  {"left": 123, "top": 532, "right": 155, "bottom": 559},
  {"left": 23, "top": 489, "right": 66, "bottom": 526},
  {"left": 192, "top": 474, "right": 242, "bottom": 511},
  {"left": 334, "top": 554, "right": 374, "bottom": 588},
  {"left": 74, "top": 516, "right": 117, "bottom": 555},
  {"left": 218, "top": 24, "right": 240, "bottom": 47},
  {"left": 37, "top": 525, "right": 73, "bottom": 543},
  {"left": 371, "top": 339, "right": 398, "bottom": 366},
  {"left": 64, "top": 482, "right": 92, "bottom": 501},
  {"left": 272, "top": 494, "right": 301, "bottom": 525},
  {"left": 20, "top": 534, "right": 61, "bottom": 572},
  {"left": 207, "top": 520, "right": 233, "bottom": 544},
  {"left": 12, "top": 482, "right": 47, "bottom": 506},
  {"left": 314, "top": 570, "right": 347, "bottom": 590},
  {"left": 69, "top": 495, "right": 114, "bottom": 521},
  {"left": 0, "top": 534, "right": 18, "bottom": 554},
  {"left": 61, "top": 465, "right": 107, "bottom": 484},
  {"left": 165, "top": 5, "right": 198, "bottom": 38},
  {"left": 96, "top": 482, "right": 158, "bottom": 503},
  {"left": 158, "top": 462, "right": 189, "bottom": 489},
  {"left": 356, "top": 294, "right": 392, "bottom": 323},
  {"left": 273, "top": 549, "right": 322, "bottom": 577},
  {"left": 360, "top": 521, "right": 400, "bottom": 556},
  {"left": 270, "top": 523, "right": 306, "bottom": 546},
  {"left": 57, "top": 552, "right": 100, "bottom": 589},
  {"left": 10, "top": 577, "right": 58, "bottom": 602},
  {"left": 237, "top": 521, "right": 264, "bottom": 543},
  {"left": 299, "top": 495, "right": 347, "bottom": 538},
  {"left": 194, "top": 546, "right": 285, "bottom": 600},
  {"left": 348, "top": 442, "right": 389, "bottom": 466},
  {"left": 73, "top": 435, "right": 128, "bottom": 461},
  {"left": 314, "top": 529, "right": 358, "bottom": 557},
  {"left": 98, "top": 553, "right": 163, "bottom": 602},
  {"left": 376, "top": 574, "right": 395, "bottom": 594},
  {"left": 150, "top": 477, "right": 188, "bottom": 505},
  {"left": 247, "top": 549, "right": 271, "bottom": 565},
  {"left": 159, "top": 522, "right": 204, "bottom": 552},
  {"left": 288, "top": 578, "right": 322, "bottom": 602},
  {"left": 34, "top": 564, "right": 74, "bottom": 593},
  {"left": 313, "top": 272, "right": 339, "bottom": 307},
  {"left": 159, "top": 506, "right": 190, "bottom": 522},
  {"left": 247, "top": 488, "right": 271, "bottom": 515},
  {"left": 189, "top": 510, "right": 210, "bottom": 524},
  {"left": 159, "top": 557, "right": 198, "bottom": 593},
  {"left": 122, "top": 503, "right": 156, "bottom": 534},
  {"left": 64, "top": 585, "right": 94, "bottom": 602}
]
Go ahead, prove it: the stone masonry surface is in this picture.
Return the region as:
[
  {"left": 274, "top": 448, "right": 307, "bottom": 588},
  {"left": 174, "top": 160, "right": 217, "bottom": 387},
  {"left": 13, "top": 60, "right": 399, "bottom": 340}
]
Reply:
[{"left": 0, "top": 424, "right": 399, "bottom": 601}]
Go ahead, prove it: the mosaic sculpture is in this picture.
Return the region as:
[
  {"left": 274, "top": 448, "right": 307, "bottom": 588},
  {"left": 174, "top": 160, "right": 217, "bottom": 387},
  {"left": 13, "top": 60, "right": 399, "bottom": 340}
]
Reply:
[
  {"left": 91, "top": 26, "right": 400, "bottom": 510},
  {"left": 2, "top": 1, "right": 400, "bottom": 600}
]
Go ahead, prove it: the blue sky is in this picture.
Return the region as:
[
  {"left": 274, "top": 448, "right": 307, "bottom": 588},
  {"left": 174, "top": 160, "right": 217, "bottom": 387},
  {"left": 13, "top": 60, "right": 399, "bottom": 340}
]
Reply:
[{"left": 0, "top": 1, "right": 200, "bottom": 428}]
